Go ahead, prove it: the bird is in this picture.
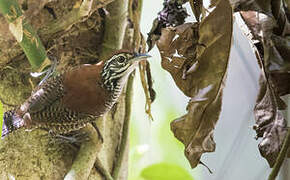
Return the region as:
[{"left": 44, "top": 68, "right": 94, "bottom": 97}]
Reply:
[{"left": 2, "top": 51, "right": 151, "bottom": 138}]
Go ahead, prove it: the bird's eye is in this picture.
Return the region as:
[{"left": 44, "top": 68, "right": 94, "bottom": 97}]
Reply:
[{"left": 117, "top": 56, "right": 126, "bottom": 63}]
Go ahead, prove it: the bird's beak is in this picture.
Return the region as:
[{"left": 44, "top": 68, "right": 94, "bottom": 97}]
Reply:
[
  {"left": 118, "top": 53, "right": 151, "bottom": 86},
  {"left": 131, "top": 53, "right": 152, "bottom": 62}
]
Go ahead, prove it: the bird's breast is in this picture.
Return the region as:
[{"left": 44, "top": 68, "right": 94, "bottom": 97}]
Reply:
[{"left": 61, "top": 63, "right": 111, "bottom": 116}]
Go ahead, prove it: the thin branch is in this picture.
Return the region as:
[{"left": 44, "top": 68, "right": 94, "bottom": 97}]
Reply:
[
  {"left": 110, "top": 0, "right": 143, "bottom": 178},
  {"left": 94, "top": 0, "right": 129, "bottom": 179},
  {"left": 112, "top": 73, "right": 134, "bottom": 179},
  {"left": 268, "top": 129, "right": 290, "bottom": 180},
  {"left": 99, "top": 0, "right": 128, "bottom": 59}
]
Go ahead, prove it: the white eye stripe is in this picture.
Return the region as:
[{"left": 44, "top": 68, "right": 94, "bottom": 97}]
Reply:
[
  {"left": 104, "top": 53, "right": 129, "bottom": 67},
  {"left": 101, "top": 53, "right": 133, "bottom": 92},
  {"left": 111, "top": 63, "right": 130, "bottom": 72}
]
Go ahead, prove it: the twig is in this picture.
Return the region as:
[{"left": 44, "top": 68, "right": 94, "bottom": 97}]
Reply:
[
  {"left": 145, "top": 60, "right": 156, "bottom": 103},
  {"left": 268, "top": 129, "right": 290, "bottom": 180},
  {"left": 139, "top": 60, "right": 153, "bottom": 120},
  {"left": 96, "top": 0, "right": 129, "bottom": 178},
  {"left": 111, "top": 0, "right": 143, "bottom": 178},
  {"left": 139, "top": 33, "right": 154, "bottom": 120},
  {"left": 112, "top": 74, "right": 134, "bottom": 179}
]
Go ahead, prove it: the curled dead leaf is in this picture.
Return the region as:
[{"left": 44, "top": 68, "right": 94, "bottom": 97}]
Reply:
[
  {"left": 237, "top": 1, "right": 290, "bottom": 167},
  {"left": 156, "top": 0, "right": 232, "bottom": 168},
  {"left": 253, "top": 75, "right": 287, "bottom": 167}
]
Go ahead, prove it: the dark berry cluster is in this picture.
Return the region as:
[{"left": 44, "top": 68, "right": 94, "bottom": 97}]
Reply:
[{"left": 158, "top": 0, "right": 188, "bottom": 27}]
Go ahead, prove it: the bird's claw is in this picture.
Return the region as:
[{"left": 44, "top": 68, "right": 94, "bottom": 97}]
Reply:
[
  {"left": 48, "top": 131, "right": 90, "bottom": 147},
  {"left": 39, "top": 55, "right": 58, "bottom": 85},
  {"left": 31, "top": 55, "right": 59, "bottom": 85}
]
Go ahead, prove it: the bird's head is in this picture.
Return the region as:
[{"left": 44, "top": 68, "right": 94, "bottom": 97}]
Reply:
[{"left": 101, "top": 51, "right": 151, "bottom": 92}]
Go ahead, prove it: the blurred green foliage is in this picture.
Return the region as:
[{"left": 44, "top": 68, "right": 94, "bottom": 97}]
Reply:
[
  {"left": 141, "top": 163, "right": 194, "bottom": 180},
  {"left": 128, "top": 52, "right": 199, "bottom": 179}
]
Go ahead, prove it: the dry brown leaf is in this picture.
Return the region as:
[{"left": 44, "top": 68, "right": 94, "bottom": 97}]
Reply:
[
  {"left": 268, "top": 34, "right": 290, "bottom": 72},
  {"left": 237, "top": 2, "right": 290, "bottom": 73},
  {"left": 271, "top": 72, "right": 290, "bottom": 96},
  {"left": 156, "top": 0, "right": 232, "bottom": 168},
  {"left": 231, "top": 0, "right": 273, "bottom": 16},
  {"left": 237, "top": 1, "right": 290, "bottom": 167},
  {"left": 254, "top": 74, "right": 287, "bottom": 167}
]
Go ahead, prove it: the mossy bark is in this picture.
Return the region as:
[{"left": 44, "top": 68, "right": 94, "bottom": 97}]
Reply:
[{"left": 0, "top": 0, "right": 143, "bottom": 179}]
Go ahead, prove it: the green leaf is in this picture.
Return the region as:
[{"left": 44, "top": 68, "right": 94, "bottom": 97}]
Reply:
[
  {"left": 0, "top": 102, "right": 3, "bottom": 138},
  {"left": 140, "top": 163, "right": 194, "bottom": 180}
]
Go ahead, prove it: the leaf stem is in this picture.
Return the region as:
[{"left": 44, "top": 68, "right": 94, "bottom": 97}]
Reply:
[{"left": 268, "top": 129, "right": 290, "bottom": 180}]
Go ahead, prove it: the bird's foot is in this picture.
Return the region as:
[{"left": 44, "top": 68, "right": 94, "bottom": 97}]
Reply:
[
  {"left": 31, "top": 54, "right": 58, "bottom": 85},
  {"left": 48, "top": 131, "right": 90, "bottom": 147}
]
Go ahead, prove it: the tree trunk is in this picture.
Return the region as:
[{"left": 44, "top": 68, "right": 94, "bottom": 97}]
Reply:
[{"left": 0, "top": 0, "right": 143, "bottom": 179}]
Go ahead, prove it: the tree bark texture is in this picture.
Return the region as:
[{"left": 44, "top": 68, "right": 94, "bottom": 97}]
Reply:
[{"left": 0, "top": 0, "right": 142, "bottom": 179}]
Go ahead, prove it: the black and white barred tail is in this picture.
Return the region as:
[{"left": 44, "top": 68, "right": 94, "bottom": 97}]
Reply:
[{"left": 2, "top": 110, "right": 24, "bottom": 138}]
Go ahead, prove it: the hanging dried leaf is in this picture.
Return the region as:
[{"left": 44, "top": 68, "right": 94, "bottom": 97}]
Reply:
[
  {"left": 271, "top": 72, "right": 290, "bottom": 96},
  {"left": 237, "top": 1, "right": 290, "bottom": 73},
  {"left": 253, "top": 74, "right": 288, "bottom": 167},
  {"left": 268, "top": 34, "right": 290, "bottom": 72},
  {"left": 236, "top": 0, "right": 290, "bottom": 167},
  {"left": 231, "top": 0, "right": 273, "bottom": 16},
  {"left": 156, "top": 0, "right": 232, "bottom": 168}
]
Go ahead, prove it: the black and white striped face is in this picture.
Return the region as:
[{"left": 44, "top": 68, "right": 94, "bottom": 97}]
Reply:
[
  {"left": 101, "top": 52, "right": 150, "bottom": 92},
  {"left": 103, "top": 53, "right": 135, "bottom": 76}
]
